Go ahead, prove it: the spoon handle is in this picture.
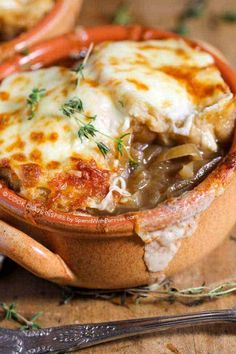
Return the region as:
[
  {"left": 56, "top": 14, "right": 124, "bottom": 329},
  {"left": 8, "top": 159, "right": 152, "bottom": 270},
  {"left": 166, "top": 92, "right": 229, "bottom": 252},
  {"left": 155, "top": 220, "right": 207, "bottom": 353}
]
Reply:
[{"left": 1, "top": 308, "right": 236, "bottom": 353}]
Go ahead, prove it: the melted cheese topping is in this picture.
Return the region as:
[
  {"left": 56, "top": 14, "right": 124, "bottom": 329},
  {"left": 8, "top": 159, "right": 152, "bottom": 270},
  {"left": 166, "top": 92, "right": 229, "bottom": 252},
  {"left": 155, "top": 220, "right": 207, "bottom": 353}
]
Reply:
[
  {"left": 0, "top": 66, "right": 128, "bottom": 211},
  {"left": 0, "top": 39, "right": 234, "bottom": 212},
  {"left": 86, "top": 40, "right": 235, "bottom": 151}
]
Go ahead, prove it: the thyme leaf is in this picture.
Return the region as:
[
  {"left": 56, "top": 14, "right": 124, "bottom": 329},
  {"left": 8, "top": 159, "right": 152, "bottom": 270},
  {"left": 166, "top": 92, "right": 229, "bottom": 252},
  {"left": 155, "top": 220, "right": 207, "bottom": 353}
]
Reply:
[
  {"left": 96, "top": 142, "right": 110, "bottom": 157},
  {"left": 78, "top": 123, "right": 98, "bottom": 142},
  {"left": 61, "top": 97, "right": 83, "bottom": 117},
  {"left": 116, "top": 133, "right": 130, "bottom": 155},
  {"left": 27, "top": 88, "right": 46, "bottom": 120},
  {"left": 73, "top": 63, "right": 85, "bottom": 78},
  {"left": 73, "top": 43, "right": 94, "bottom": 86}
]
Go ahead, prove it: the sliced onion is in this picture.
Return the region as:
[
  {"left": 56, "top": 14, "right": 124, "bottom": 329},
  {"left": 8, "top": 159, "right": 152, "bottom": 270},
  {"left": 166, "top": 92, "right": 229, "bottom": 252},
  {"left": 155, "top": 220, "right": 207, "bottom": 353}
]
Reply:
[
  {"left": 167, "top": 156, "right": 222, "bottom": 198},
  {"left": 156, "top": 144, "right": 202, "bottom": 163},
  {"left": 179, "top": 161, "right": 194, "bottom": 179}
]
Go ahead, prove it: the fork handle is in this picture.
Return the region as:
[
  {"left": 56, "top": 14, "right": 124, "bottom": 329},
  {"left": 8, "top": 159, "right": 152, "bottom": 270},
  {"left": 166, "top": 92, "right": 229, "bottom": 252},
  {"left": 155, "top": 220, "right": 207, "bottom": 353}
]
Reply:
[{"left": 1, "top": 308, "right": 236, "bottom": 353}]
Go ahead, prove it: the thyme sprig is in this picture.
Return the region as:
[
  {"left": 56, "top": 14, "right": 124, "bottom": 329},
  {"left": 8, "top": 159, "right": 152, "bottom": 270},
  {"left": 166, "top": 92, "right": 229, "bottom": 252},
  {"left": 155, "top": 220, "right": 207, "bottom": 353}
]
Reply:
[
  {"left": 73, "top": 43, "right": 94, "bottom": 86},
  {"left": 61, "top": 280, "right": 236, "bottom": 306},
  {"left": 61, "top": 97, "right": 110, "bottom": 157},
  {"left": 61, "top": 97, "right": 137, "bottom": 164},
  {"left": 26, "top": 87, "right": 46, "bottom": 120},
  {"left": 0, "top": 302, "right": 43, "bottom": 330}
]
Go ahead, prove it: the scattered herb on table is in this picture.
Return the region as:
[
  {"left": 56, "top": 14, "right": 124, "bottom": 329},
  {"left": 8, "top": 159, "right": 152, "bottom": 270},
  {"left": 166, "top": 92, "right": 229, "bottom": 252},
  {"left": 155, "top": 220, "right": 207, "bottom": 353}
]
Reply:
[
  {"left": 173, "top": 0, "right": 207, "bottom": 35},
  {"left": 112, "top": 2, "right": 133, "bottom": 25},
  {"left": 220, "top": 11, "right": 236, "bottom": 23},
  {"left": 26, "top": 87, "right": 46, "bottom": 120},
  {"left": 61, "top": 279, "right": 236, "bottom": 306},
  {"left": 0, "top": 302, "right": 43, "bottom": 330}
]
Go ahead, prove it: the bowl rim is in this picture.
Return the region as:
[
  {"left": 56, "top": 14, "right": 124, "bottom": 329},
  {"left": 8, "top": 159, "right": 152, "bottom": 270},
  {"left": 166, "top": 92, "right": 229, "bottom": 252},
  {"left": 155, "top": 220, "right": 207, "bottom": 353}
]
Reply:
[
  {"left": 0, "top": 24, "right": 236, "bottom": 237},
  {"left": 0, "top": 0, "right": 82, "bottom": 63}
]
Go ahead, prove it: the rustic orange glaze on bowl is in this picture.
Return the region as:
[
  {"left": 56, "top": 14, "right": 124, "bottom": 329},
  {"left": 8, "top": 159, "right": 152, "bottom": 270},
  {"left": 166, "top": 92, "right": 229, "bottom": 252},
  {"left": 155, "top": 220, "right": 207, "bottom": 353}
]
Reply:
[
  {"left": 0, "top": 0, "right": 83, "bottom": 63},
  {"left": 0, "top": 25, "right": 236, "bottom": 289}
]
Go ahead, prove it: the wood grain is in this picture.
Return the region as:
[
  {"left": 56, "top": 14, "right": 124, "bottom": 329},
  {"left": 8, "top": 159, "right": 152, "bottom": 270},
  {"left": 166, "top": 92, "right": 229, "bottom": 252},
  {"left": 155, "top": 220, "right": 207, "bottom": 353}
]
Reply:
[{"left": 1, "top": 0, "right": 236, "bottom": 353}]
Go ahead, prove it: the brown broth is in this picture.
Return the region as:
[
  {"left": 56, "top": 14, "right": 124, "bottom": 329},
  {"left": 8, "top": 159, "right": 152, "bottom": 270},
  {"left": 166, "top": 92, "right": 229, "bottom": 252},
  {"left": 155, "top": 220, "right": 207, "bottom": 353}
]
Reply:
[{"left": 113, "top": 141, "right": 224, "bottom": 214}]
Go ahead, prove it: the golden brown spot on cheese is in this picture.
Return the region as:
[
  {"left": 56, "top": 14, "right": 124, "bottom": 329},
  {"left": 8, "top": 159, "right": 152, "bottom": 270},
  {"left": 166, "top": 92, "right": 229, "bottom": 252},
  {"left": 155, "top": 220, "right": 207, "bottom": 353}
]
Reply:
[
  {"left": 0, "top": 113, "right": 10, "bottom": 129},
  {"left": 6, "top": 137, "right": 25, "bottom": 152},
  {"left": 95, "top": 62, "right": 104, "bottom": 71},
  {"left": 48, "top": 158, "right": 109, "bottom": 212},
  {"left": 63, "top": 124, "right": 70, "bottom": 132},
  {"left": 30, "top": 149, "right": 42, "bottom": 162},
  {"left": 161, "top": 65, "right": 227, "bottom": 102},
  {"left": 60, "top": 87, "right": 70, "bottom": 97},
  {"left": 139, "top": 45, "right": 191, "bottom": 59},
  {"left": 16, "top": 97, "right": 25, "bottom": 104},
  {"left": 127, "top": 78, "right": 149, "bottom": 91},
  {"left": 161, "top": 100, "right": 172, "bottom": 108},
  {"left": 0, "top": 139, "right": 4, "bottom": 145},
  {"left": 12, "top": 153, "right": 26, "bottom": 162},
  {"left": 84, "top": 78, "right": 98, "bottom": 87},
  {"left": 0, "top": 91, "right": 9, "bottom": 101},
  {"left": 47, "top": 161, "right": 60, "bottom": 169},
  {"left": 20, "top": 163, "right": 41, "bottom": 188},
  {"left": 109, "top": 56, "right": 119, "bottom": 65},
  {"left": 30, "top": 131, "right": 45, "bottom": 143},
  {"left": 48, "top": 132, "right": 58, "bottom": 142},
  {"left": 12, "top": 76, "right": 30, "bottom": 86}
]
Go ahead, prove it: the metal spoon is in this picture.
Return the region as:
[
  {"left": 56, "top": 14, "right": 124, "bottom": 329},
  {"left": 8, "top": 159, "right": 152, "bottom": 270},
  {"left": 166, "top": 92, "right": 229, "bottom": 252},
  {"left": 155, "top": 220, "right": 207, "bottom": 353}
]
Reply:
[{"left": 1, "top": 308, "right": 236, "bottom": 354}]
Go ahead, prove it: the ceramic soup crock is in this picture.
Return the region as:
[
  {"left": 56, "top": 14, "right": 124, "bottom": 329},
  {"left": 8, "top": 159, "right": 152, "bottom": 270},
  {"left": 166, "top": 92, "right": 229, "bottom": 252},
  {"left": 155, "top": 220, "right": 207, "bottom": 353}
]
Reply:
[
  {"left": 0, "top": 25, "right": 235, "bottom": 289},
  {"left": 0, "top": 0, "right": 83, "bottom": 63}
]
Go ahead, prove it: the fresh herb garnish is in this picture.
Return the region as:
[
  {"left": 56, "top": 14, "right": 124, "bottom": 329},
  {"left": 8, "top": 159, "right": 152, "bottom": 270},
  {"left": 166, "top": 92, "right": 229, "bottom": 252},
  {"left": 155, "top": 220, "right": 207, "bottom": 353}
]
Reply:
[
  {"left": 61, "top": 97, "right": 84, "bottom": 117},
  {"left": 112, "top": 2, "right": 133, "bottom": 25},
  {"left": 116, "top": 133, "right": 130, "bottom": 155},
  {"left": 61, "top": 97, "right": 110, "bottom": 157},
  {"left": 72, "top": 43, "right": 94, "bottom": 86},
  {"left": 61, "top": 97, "right": 137, "bottom": 164},
  {"left": 78, "top": 123, "right": 98, "bottom": 142},
  {"left": 73, "top": 63, "right": 85, "bottom": 78},
  {"left": 27, "top": 88, "right": 46, "bottom": 120},
  {"left": 96, "top": 142, "right": 110, "bottom": 157},
  {"left": 0, "top": 302, "right": 43, "bottom": 330}
]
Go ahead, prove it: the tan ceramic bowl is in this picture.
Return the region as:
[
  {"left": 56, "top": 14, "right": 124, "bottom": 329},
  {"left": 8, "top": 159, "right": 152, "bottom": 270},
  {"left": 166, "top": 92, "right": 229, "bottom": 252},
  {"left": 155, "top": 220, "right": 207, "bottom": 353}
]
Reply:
[
  {"left": 0, "top": 0, "right": 83, "bottom": 63},
  {"left": 0, "top": 25, "right": 236, "bottom": 289}
]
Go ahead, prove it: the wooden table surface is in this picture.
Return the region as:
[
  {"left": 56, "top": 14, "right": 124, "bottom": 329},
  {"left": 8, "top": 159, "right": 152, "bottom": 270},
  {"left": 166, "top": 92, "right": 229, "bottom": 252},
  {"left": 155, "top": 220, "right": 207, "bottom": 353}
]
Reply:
[{"left": 1, "top": 1, "right": 236, "bottom": 353}]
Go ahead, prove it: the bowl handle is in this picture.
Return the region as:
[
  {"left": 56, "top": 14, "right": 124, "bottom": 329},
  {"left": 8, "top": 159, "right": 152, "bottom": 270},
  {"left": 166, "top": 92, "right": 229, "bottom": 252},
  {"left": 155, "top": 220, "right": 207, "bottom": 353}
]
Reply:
[{"left": 0, "top": 220, "right": 77, "bottom": 285}]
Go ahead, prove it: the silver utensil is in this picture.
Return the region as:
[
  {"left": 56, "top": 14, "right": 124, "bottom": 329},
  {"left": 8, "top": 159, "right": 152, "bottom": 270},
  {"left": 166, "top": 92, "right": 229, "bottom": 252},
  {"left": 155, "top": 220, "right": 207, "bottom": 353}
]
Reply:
[{"left": 1, "top": 308, "right": 236, "bottom": 354}]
